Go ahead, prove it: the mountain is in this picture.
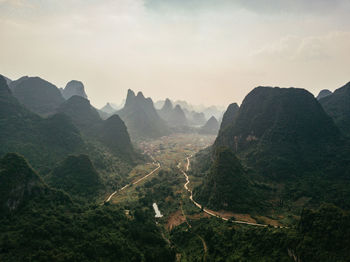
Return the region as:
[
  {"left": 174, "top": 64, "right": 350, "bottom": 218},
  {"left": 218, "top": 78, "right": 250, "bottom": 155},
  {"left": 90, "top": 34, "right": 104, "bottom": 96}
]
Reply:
[
  {"left": 319, "top": 82, "right": 350, "bottom": 135},
  {"left": 111, "top": 100, "right": 125, "bottom": 110},
  {"left": 316, "top": 89, "right": 332, "bottom": 100},
  {"left": 100, "top": 102, "right": 117, "bottom": 114},
  {"left": 0, "top": 153, "right": 173, "bottom": 261},
  {"left": 158, "top": 99, "right": 188, "bottom": 127},
  {"left": 188, "top": 111, "right": 206, "bottom": 126},
  {"left": 192, "top": 85, "right": 350, "bottom": 215},
  {"left": 9, "top": 76, "right": 64, "bottom": 116},
  {"left": 172, "top": 105, "right": 188, "bottom": 126},
  {"left": 0, "top": 75, "right": 84, "bottom": 172},
  {"left": 199, "top": 116, "right": 219, "bottom": 135},
  {"left": 154, "top": 100, "right": 166, "bottom": 110},
  {"left": 214, "top": 86, "right": 341, "bottom": 179},
  {"left": 0, "top": 153, "right": 72, "bottom": 215},
  {"left": 193, "top": 147, "right": 260, "bottom": 212},
  {"left": 202, "top": 105, "right": 224, "bottom": 120},
  {"left": 2, "top": 75, "right": 11, "bottom": 85},
  {"left": 159, "top": 98, "right": 173, "bottom": 116},
  {"left": 8, "top": 75, "right": 29, "bottom": 88},
  {"left": 57, "top": 95, "right": 101, "bottom": 133},
  {"left": 61, "top": 80, "right": 88, "bottom": 100},
  {"left": 0, "top": 153, "right": 46, "bottom": 213},
  {"left": 48, "top": 155, "right": 103, "bottom": 199},
  {"left": 57, "top": 95, "right": 136, "bottom": 160},
  {"left": 219, "top": 103, "right": 239, "bottom": 130},
  {"left": 118, "top": 89, "right": 170, "bottom": 139},
  {"left": 100, "top": 115, "right": 135, "bottom": 157}
]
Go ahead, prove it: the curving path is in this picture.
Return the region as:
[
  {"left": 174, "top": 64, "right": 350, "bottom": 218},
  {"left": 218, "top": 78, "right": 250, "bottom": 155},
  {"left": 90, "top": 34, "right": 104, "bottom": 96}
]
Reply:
[
  {"left": 179, "top": 155, "right": 270, "bottom": 227},
  {"left": 104, "top": 160, "right": 161, "bottom": 203}
]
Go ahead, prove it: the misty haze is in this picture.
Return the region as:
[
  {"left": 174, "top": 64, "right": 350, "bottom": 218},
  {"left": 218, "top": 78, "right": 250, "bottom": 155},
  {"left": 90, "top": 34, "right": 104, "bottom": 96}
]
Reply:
[{"left": 1, "top": 0, "right": 350, "bottom": 261}]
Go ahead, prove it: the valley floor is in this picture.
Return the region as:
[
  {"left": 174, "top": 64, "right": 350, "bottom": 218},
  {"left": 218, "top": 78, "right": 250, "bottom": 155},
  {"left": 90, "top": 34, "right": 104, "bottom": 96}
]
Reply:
[{"left": 104, "top": 133, "right": 291, "bottom": 261}]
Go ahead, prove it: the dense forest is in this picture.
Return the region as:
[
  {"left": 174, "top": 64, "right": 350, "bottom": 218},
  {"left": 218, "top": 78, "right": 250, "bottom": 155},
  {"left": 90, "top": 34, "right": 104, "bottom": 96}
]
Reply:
[{"left": 1, "top": 70, "right": 350, "bottom": 262}]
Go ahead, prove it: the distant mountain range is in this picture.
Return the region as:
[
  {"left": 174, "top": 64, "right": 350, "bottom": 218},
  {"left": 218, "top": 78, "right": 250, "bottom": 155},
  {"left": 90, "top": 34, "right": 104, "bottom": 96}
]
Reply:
[
  {"left": 0, "top": 74, "right": 137, "bottom": 174},
  {"left": 316, "top": 89, "right": 332, "bottom": 100},
  {"left": 60, "top": 80, "right": 88, "bottom": 100},
  {"left": 9, "top": 76, "right": 65, "bottom": 116},
  {"left": 117, "top": 90, "right": 170, "bottom": 139},
  {"left": 155, "top": 99, "right": 225, "bottom": 120},
  {"left": 199, "top": 116, "right": 220, "bottom": 135},
  {"left": 0, "top": 75, "right": 84, "bottom": 172},
  {"left": 57, "top": 95, "right": 136, "bottom": 161},
  {"left": 100, "top": 102, "right": 117, "bottom": 114},
  {"left": 158, "top": 99, "right": 188, "bottom": 127}
]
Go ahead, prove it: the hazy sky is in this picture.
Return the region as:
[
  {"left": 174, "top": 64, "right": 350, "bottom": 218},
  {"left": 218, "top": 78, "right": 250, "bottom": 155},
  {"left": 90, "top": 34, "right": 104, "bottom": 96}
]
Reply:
[{"left": 1, "top": 0, "right": 350, "bottom": 108}]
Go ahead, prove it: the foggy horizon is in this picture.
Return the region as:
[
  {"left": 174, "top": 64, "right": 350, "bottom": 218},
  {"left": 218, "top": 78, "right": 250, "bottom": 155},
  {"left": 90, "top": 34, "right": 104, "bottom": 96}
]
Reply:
[{"left": 1, "top": 0, "right": 350, "bottom": 108}]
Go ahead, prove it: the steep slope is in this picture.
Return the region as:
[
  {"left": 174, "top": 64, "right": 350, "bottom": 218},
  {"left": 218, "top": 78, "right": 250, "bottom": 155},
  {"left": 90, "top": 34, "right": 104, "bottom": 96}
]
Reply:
[
  {"left": 48, "top": 155, "right": 103, "bottom": 199},
  {"left": 199, "top": 116, "right": 219, "bottom": 135},
  {"left": 193, "top": 147, "right": 260, "bottom": 212},
  {"left": 319, "top": 82, "right": 350, "bottom": 135},
  {"left": 10, "top": 76, "right": 64, "bottom": 115},
  {"left": 100, "top": 115, "right": 135, "bottom": 159},
  {"left": 214, "top": 86, "right": 342, "bottom": 179},
  {"left": 316, "top": 89, "right": 332, "bottom": 100},
  {"left": 57, "top": 95, "right": 101, "bottom": 133},
  {"left": 171, "top": 105, "right": 188, "bottom": 126},
  {"left": 61, "top": 80, "right": 88, "bottom": 100},
  {"left": 0, "top": 153, "right": 72, "bottom": 216},
  {"left": 191, "top": 86, "right": 350, "bottom": 215},
  {"left": 2, "top": 75, "right": 11, "bottom": 85},
  {"left": 0, "top": 153, "right": 46, "bottom": 213},
  {"left": 57, "top": 95, "right": 136, "bottom": 160},
  {"left": 8, "top": 76, "right": 29, "bottom": 88},
  {"left": 118, "top": 89, "right": 170, "bottom": 139},
  {"left": 158, "top": 98, "right": 173, "bottom": 118},
  {"left": 0, "top": 75, "right": 84, "bottom": 172},
  {"left": 219, "top": 103, "right": 239, "bottom": 130}
]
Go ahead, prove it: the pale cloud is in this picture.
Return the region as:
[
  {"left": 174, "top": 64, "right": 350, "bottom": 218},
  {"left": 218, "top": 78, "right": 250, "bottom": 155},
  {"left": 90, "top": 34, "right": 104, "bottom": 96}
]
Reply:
[
  {"left": 251, "top": 32, "right": 350, "bottom": 63},
  {"left": 0, "top": 0, "right": 349, "bottom": 107}
]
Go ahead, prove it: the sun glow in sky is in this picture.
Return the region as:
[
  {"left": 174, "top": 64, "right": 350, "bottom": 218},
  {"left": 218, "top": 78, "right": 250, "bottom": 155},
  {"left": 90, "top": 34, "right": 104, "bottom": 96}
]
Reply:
[{"left": 1, "top": 0, "right": 349, "bottom": 108}]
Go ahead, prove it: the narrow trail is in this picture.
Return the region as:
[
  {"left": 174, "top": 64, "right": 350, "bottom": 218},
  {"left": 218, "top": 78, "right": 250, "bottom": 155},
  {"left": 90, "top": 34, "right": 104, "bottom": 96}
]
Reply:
[
  {"left": 179, "top": 155, "right": 270, "bottom": 228},
  {"left": 179, "top": 172, "right": 208, "bottom": 261},
  {"left": 104, "top": 160, "right": 161, "bottom": 204},
  {"left": 197, "top": 234, "right": 208, "bottom": 261}
]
